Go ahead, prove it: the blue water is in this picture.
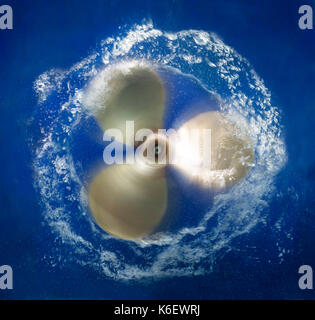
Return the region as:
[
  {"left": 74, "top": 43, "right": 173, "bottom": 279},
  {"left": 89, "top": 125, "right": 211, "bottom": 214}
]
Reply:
[{"left": 0, "top": 0, "right": 314, "bottom": 299}]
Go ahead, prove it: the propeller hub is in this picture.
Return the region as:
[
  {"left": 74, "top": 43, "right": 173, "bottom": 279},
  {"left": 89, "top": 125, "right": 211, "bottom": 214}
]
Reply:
[{"left": 134, "top": 132, "right": 169, "bottom": 176}]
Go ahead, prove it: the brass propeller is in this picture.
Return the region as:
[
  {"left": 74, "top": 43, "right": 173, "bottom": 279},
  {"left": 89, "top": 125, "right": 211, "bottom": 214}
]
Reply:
[{"left": 88, "top": 64, "right": 254, "bottom": 240}]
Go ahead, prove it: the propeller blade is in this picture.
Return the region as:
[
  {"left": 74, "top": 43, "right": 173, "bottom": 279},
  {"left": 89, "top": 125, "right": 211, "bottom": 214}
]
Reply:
[
  {"left": 170, "top": 111, "right": 254, "bottom": 189},
  {"left": 88, "top": 163, "right": 167, "bottom": 241},
  {"left": 96, "top": 64, "right": 166, "bottom": 145}
]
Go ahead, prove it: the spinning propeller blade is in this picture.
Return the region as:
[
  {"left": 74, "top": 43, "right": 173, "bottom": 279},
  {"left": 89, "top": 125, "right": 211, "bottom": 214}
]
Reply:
[
  {"left": 95, "top": 64, "right": 166, "bottom": 145},
  {"left": 171, "top": 111, "right": 254, "bottom": 189},
  {"left": 89, "top": 163, "right": 167, "bottom": 241}
]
